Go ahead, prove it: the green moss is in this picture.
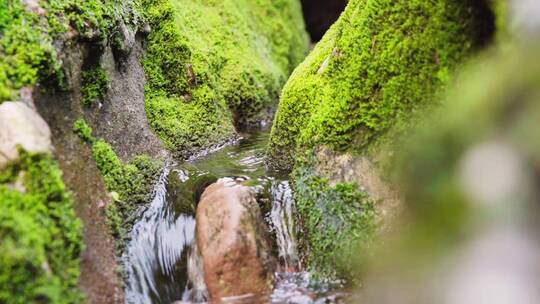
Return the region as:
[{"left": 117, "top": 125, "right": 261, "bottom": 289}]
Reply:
[
  {"left": 0, "top": 0, "right": 62, "bottom": 102},
  {"left": 267, "top": 0, "right": 495, "bottom": 171},
  {"left": 95, "top": 144, "right": 162, "bottom": 245},
  {"left": 73, "top": 120, "right": 162, "bottom": 245},
  {"left": 0, "top": 0, "right": 140, "bottom": 103},
  {"left": 80, "top": 67, "right": 109, "bottom": 106},
  {"left": 0, "top": 151, "right": 83, "bottom": 303},
  {"left": 45, "top": 0, "right": 145, "bottom": 44},
  {"left": 45, "top": 0, "right": 111, "bottom": 41},
  {"left": 139, "top": 0, "right": 309, "bottom": 158},
  {"left": 293, "top": 159, "right": 377, "bottom": 280},
  {"left": 72, "top": 119, "right": 95, "bottom": 142}
]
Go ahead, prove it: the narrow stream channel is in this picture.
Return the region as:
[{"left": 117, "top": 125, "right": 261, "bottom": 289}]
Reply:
[{"left": 122, "top": 129, "right": 344, "bottom": 304}]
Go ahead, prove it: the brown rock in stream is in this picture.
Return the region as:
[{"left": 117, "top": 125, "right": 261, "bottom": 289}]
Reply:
[{"left": 196, "top": 178, "right": 275, "bottom": 303}]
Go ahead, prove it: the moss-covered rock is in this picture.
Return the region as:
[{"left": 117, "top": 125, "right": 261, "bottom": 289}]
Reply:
[
  {"left": 80, "top": 67, "right": 109, "bottom": 106},
  {"left": 0, "top": 0, "right": 139, "bottom": 103},
  {"left": 267, "top": 0, "right": 497, "bottom": 278},
  {"left": 267, "top": 0, "right": 494, "bottom": 171},
  {"left": 73, "top": 119, "right": 162, "bottom": 247},
  {"left": 0, "top": 151, "right": 83, "bottom": 303},
  {"left": 293, "top": 161, "right": 377, "bottom": 279},
  {"left": 140, "top": 0, "right": 309, "bottom": 158}
]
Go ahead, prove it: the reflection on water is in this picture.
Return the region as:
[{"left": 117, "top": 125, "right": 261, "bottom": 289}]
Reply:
[{"left": 123, "top": 129, "right": 344, "bottom": 303}]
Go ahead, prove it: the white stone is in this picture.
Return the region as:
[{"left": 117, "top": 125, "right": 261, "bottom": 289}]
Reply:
[{"left": 0, "top": 101, "right": 52, "bottom": 167}]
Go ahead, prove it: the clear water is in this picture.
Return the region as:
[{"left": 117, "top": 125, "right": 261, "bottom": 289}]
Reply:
[{"left": 123, "top": 129, "right": 345, "bottom": 304}]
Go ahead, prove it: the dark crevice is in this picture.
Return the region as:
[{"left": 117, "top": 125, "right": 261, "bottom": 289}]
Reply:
[
  {"left": 300, "top": 0, "right": 348, "bottom": 42},
  {"left": 81, "top": 43, "right": 103, "bottom": 70},
  {"left": 467, "top": 0, "right": 497, "bottom": 49}
]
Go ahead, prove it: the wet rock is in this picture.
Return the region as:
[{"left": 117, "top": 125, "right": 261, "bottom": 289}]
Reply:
[
  {"left": 112, "top": 20, "right": 136, "bottom": 60},
  {"left": 314, "top": 145, "right": 402, "bottom": 230},
  {"left": 0, "top": 101, "right": 52, "bottom": 168},
  {"left": 196, "top": 178, "right": 275, "bottom": 302}
]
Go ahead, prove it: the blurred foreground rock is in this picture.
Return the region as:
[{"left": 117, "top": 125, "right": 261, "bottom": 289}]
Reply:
[
  {"left": 356, "top": 46, "right": 540, "bottom": 304},
  {"left": 196, "top": 178, "right": 275, "bottom": 302}
]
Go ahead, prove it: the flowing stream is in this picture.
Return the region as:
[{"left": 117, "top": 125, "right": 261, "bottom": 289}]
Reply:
[{"left": 122, "top": 129, "right": 343, "bottom": 304}]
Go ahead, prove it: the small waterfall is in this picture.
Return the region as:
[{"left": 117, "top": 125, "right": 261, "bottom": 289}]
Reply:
[
  {"left": 186, "top": 243, "right": 208, "bottom": 302},
  {"left": 269, "top": 180, "right": 300, "bottom": 272},
  {"left": 123, "top": 168, "right": 207, "bottom": 304}
]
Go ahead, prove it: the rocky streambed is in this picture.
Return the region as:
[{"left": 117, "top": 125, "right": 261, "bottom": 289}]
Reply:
[{"left": 122, "top": 129, "right": 344, "bottom": 304}]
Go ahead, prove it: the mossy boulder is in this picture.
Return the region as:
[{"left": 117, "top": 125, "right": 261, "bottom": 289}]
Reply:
[
  {"left": 140, "top": 0, "right": 309, "bottom": 158},
  {"left": 72, "top": 119, "right": 162, "bottom": 247},
  {"left": 267, "top": 0, "right": 494, "bottom": 171},
  {"left": 266, "top": 0, "right": 497, "bottom": 278},
  {"left": 0, "top": 0, "right": 139, "bottom": 103}
]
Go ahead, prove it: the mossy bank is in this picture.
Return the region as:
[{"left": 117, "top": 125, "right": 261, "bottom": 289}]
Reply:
[
  {"left": 267, "top": 0, "right": 498, "bottom": 278},
  {"left": 0, "top": 0, "right": 132, "bottom": 302},
  {"left": 1, "top": 0, "right": 310, "bottom": 301},
  {"left": 140, "top": 0, "right": 309, "bottom": 158}
]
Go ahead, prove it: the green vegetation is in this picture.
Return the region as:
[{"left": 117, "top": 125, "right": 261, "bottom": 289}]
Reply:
[
  {"left": 45, "top": 0, "right": 140, "bottom": 42},
  {"left": 0, "top": 151, "right": 83, "bottom": 303},
  {"left": 387, "top": 45, "right": 540, "bottom": 273},
  {"left": 140, "top": 0, "right": 309, "bottom": 158},
  {"left": 294, "top": 161, "right": 377, "bottom": 279},
  {"left": 92, "top": 141, "right": 161, "bottom": 243},
  {"left": 72, "top": 119, "right": 95, "bottom": 142},
  {"left": 0, "top": 0, "right": 61, "bottom": 102},
  {"left": 0, "top": 0, "right": 140, "bottom": 103},
  {"left": 73, "top": 119, "right": 161, "bottom": 246},
  {"left": 80, "top": 67, "right": 109, "bottom": 106},
  {"left": 267, "top": 0, "right": 494, "bottom": 171}
]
